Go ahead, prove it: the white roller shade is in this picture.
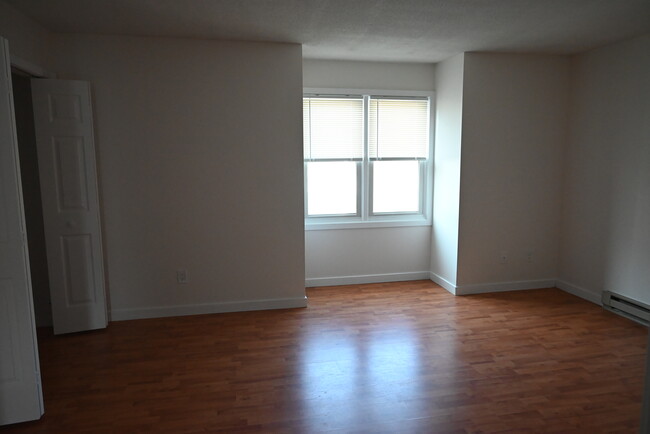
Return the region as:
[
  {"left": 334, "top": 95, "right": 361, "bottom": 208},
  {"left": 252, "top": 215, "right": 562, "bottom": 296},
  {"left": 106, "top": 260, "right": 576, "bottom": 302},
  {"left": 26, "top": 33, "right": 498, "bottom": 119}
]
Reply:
[
  {"left": 303, "top": 97, "right": 364, "bottom": 160},
  {"left": 369, "top": 98, "right": 429, "bottom": 159}
]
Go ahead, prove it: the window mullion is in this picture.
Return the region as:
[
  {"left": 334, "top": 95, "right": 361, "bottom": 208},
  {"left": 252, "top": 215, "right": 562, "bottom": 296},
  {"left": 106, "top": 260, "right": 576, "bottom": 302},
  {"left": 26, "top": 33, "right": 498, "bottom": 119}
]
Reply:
[
  {"left": 304, "top": 162, "right": 309, "bottom": 218},
  {"left": 419, "top": 160, "right": 426, "bottom": 214},
  {"left": 362, "top": 95, "right": 370, "bottom": 220}
]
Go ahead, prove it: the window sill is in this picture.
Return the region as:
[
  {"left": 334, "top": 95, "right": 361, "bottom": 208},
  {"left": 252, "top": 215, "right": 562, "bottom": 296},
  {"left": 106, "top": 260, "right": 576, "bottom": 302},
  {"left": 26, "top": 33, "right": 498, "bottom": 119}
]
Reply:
[{"left": 305, "top": 217, "right": 432, "bottom": 231}]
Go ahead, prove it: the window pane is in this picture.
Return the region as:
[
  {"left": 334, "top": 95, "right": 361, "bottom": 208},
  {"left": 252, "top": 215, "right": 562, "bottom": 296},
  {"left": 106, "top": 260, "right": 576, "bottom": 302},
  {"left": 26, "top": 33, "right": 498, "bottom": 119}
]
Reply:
[
  {"left": 369, "top": 98, "right": 429, "bottom": 159},
  {"left": 372, "top": 161, "right": 420, "bottom": 213},
  {"left": 307, "top": 162, "right": 357, "bottom": 216},
  {"left": 303, "top": 97, "right": 364, "bottom": 160}
]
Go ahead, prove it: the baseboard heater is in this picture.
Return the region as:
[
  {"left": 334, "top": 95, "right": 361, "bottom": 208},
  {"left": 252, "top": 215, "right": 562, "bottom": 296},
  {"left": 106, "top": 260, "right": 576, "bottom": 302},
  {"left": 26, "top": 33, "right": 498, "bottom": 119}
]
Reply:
[{"left": 602, "top": 291, "right": 650, "bottom": 326}]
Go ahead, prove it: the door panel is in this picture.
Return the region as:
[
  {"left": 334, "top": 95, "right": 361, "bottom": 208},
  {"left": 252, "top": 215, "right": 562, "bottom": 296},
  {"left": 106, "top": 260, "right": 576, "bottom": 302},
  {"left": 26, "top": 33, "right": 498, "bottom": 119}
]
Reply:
[
  {"left": 0, "top": 37, "right": 43, "bottom": 426},
  {"left": 0, "top": 279, "right": 23, "bottom": 383},
  {"left": 53, "top": 136, "right": 90, "bottom": 210},
  {"left": 61, "top": 234, "right": 97, "bottom": 305},
  {"left": 31, "top": 79, "right": 107, "bottom": 335}
]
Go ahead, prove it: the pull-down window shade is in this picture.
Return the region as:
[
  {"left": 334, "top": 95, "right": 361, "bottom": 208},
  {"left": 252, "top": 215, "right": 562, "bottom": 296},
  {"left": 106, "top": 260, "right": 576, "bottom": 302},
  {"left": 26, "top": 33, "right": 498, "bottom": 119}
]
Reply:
[
  {"left": 369, "top": 98, "right": 429, "bottom": 159},
  {"left": 303, "top": 97, "right": 364, "bottom": 160}
]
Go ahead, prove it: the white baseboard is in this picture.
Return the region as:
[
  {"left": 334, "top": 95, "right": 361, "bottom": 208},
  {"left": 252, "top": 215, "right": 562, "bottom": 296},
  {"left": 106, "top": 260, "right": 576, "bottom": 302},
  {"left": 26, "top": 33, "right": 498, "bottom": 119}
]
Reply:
[
  {"left": 107, "top": 279, "right": 603, "bottom": 322},
  {"left": 455, "top": 279, "right": 556, "bottom": 295},
  {"left": 306, "top": 271, "right": 430, "bottom": 288},
  {"left": 110, "top": 296, "right": 308, "bottom": 321},
  {"left": 555, "top": 280, "right": 602, "bottom": 305},
  {"left": 429, "top": 272, "right": 457, "bottom": 295}
]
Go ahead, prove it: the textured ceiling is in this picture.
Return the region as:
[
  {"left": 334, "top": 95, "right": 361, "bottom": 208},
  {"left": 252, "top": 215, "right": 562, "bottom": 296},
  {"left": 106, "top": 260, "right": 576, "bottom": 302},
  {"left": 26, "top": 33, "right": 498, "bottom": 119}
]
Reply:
[{"left": 6, "top": 0, "right": 650, "bottom": 62}]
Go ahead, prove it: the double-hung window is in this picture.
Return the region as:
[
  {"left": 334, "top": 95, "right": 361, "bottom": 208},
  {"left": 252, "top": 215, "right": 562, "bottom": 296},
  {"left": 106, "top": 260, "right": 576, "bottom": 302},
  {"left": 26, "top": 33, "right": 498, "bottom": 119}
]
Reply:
[{"left": 303, "top": 89, "right": 433, "bottom": 229}]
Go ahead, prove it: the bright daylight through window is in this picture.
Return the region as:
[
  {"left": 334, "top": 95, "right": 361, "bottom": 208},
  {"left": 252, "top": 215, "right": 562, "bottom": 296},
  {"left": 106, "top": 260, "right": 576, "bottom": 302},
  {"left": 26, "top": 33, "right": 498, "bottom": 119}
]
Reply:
[{"left": 303, "top": 90, "right": 432, "bottom": 228}]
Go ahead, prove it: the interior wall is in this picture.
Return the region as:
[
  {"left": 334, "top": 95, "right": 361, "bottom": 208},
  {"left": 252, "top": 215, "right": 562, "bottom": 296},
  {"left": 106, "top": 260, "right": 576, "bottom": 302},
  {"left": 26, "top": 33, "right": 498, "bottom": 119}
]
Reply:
[
  {"left": 560, "top": 34, "right": 650, "bottom": 305},
  {"left": 457, "top": 53, "right": 570, "bottom": 289},
  {"left": 303, "top": 59, "right": 437, "bottom": 91},
  {"left": 430, "top": 53, "right": 465, "bottom": 290},
  {"left": 302, "top": 59, "right": 435, "bottom": 284},
  {"left": 306, "top": 227, "right": 432, "bottom": 284},
  {"left": 0, "top": 0, "right": 49, "bottom": 67},
  {"left": 11, "top": 73, "right": 51, "bottom": 327},
  {"left": 0, "top": 3, "right": 53, "bottom": 327},
  {"left": 48, "top": 34, "right": 306, "bottom": 319}
]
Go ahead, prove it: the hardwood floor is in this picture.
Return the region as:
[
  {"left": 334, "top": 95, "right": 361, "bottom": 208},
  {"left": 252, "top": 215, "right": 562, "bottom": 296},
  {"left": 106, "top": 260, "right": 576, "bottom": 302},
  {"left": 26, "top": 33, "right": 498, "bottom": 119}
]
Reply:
[{"left": 5, "top": 281, "right": 648, "bottom": 433}]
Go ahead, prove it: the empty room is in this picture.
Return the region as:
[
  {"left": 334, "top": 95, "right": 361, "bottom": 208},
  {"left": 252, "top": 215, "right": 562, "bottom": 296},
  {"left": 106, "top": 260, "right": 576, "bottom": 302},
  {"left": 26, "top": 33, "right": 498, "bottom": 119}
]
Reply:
[{"left": 0, "top": 0, "right": 649, "bottom": 432}]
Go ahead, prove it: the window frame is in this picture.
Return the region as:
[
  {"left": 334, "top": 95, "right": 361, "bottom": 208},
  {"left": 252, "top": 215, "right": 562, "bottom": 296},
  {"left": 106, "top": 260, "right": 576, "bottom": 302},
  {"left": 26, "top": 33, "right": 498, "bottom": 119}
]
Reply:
[{"left": 304, "top": 88, "right": 435, "bottom": 231}]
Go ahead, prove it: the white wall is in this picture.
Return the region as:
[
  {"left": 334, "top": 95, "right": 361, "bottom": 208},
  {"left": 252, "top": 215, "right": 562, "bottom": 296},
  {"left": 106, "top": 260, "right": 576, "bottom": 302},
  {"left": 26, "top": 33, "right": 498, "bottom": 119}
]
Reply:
[
  {"left": 0, "top": 1, "right": 49, "bottom": 67},
  {"left": 457, "top": 53, "right": 570, "bottom": 290},
  {"left": 303, "top": 59, "right": 437, "bottom": 91},
  {"left": 0, "top": 3, "right": 52, "bottom": 326},
  {"left": 430, "top": 54, "right": 464, "bottom": 291},
  {"left": 306, "top": 227, "right": 432, "bottom": 285},
  {"left": 303, "top": 59, "right": 435, "bottom": 285},
  {"left": 560, "top": 34, "right": 650, "bottom": 305},
  {"left": 48, "top": 34, "right": 306, "bottom": 319}
]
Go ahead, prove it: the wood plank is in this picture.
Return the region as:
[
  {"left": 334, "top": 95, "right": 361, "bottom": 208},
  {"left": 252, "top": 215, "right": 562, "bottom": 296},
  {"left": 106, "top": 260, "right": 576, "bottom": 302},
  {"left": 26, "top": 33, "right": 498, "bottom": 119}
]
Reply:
[{"left": 4, "top": 281, "right": 647, "bottom": 433}]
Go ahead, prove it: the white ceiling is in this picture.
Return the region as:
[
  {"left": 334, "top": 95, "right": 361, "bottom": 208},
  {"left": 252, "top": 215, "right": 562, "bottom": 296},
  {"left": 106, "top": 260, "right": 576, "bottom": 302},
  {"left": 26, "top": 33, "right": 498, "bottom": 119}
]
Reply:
[{"left": 6, "top": 0, "right": 650, "bottom": 62}]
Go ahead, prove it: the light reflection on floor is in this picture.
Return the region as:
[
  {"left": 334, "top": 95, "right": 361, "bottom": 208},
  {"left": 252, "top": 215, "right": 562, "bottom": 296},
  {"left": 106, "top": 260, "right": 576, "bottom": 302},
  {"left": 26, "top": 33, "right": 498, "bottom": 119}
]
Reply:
[{"left": 298, "top": 319, "right": 437, "bottom": 430}]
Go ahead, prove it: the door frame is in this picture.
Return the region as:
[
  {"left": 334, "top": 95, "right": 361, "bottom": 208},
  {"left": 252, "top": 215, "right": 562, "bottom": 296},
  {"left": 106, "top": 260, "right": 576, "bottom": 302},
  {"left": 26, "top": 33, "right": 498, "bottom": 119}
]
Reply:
[
  {"left": 11, "top": 54, "right": 54, "bottom": 80},
  {"left": 9, "top": 55, "right": 54, "bottom": 332}
]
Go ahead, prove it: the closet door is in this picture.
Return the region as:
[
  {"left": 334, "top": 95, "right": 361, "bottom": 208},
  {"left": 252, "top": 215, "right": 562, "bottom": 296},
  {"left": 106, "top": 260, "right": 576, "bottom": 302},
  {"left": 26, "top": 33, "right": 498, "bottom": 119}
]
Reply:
[
  {"left": 31, "top": 78, "right": 107, "bottom": 335},
  {"left": 0, "top": 37, "right": 44, "bottom": 426}
]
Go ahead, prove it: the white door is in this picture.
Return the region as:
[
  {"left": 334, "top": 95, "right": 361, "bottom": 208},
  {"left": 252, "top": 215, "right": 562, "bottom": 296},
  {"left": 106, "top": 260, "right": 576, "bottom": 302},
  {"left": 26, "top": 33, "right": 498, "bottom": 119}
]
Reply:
[
  {"left": 0, "top": 38, "right": 44, "bottom": 425},
  {"left": 31, "top": 79, "right": 107, "bottom": 335}
]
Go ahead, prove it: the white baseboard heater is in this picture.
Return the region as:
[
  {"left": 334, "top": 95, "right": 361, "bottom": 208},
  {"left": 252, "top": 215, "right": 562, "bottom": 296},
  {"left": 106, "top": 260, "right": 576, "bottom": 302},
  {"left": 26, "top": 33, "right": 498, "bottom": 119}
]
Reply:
[{"left": 602, "top": 291, "right": 650, "bottom": 326}]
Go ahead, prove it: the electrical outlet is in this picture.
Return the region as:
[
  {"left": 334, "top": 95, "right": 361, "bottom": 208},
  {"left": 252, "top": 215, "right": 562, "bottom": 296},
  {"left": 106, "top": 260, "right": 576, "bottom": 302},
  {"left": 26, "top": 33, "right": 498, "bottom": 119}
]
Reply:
[
  {"left": 177, "top": 269, "right": 188, "bottom": 284},
  {"left": 526, "top": 251, "right": 533, "bottom": 263},
  {"left": 500, "top": 251, "right": 508, "bottom": 264}
]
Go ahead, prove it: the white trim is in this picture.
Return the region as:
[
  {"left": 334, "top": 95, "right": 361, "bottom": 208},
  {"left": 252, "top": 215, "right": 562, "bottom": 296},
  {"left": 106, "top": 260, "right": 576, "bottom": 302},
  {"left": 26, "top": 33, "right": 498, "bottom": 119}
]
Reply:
[
  {"left": 455, "top": 279, "right": 556, "bottom": 295},
  {"left": 362, "top": 95, "right": 370, "bottom": 220},
  {"left": 303, "top": 88, "right": 435, "bottom": 228},
  {"left": 307, "top": 273, "right": 604, "bottom": 307},
  {"left": 429, "top": 272, "right": 457, "bottom": 294},
  {"left": 306, "top": 271, "right": 430, "bottom": 287},
  {"left": 110, "top": 296, "right": 308, "bottom": 321},
  {"left": 306, "top": 218, "right": 431, "bottom": 230},
  {"left": 556, "top": 280, "right": 602, "bottom": 305},
  {"left": 9, "top": 55, "right": 54, "bottom": 78},
  {"left": 304, "top": 88, "right": 435, "bottom": 99}
]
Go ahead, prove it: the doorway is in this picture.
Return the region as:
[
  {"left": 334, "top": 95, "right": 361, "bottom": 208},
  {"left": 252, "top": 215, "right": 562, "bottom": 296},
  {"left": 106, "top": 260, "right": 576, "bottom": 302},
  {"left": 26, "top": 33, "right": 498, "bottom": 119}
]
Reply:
[
  {"left": 11, "top": 70, "right": 52, "bottom": 328},
  {"left": 1, "top": 58, "right": 109, "bottom": 424}
]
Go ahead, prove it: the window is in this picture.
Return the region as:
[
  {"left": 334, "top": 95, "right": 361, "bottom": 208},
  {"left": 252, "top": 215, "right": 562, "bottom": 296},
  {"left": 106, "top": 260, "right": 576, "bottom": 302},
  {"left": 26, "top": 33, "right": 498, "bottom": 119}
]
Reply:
[{"left": 303, "top": 89, "right": 433, "bottom": 229}]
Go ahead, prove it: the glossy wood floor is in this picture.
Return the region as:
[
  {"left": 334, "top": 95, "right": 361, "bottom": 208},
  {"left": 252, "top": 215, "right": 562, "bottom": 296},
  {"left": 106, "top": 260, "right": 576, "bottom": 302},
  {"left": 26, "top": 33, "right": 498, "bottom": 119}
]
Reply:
[{"left": 6, "top": 281, "right": 648, "bottom": 433}]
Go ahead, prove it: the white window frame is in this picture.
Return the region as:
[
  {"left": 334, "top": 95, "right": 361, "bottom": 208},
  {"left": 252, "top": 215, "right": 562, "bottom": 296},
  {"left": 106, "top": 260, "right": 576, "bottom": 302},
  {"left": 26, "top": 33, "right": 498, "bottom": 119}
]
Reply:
[{"left": 304, "top": 88, "right": 435, "bottom": 231}]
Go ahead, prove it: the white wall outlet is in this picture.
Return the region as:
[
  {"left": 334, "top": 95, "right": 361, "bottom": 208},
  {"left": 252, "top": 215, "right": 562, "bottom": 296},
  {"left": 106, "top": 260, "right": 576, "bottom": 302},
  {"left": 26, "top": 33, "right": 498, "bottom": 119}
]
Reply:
[
  {"left": 526, "top": 251, "right": 533, "bottom": 263},
  {"left": 500, "top": 251, "right": 508, "bottom": 264},
  {"left": 177, "top": 269, "right": 188, "bottom": 284}
]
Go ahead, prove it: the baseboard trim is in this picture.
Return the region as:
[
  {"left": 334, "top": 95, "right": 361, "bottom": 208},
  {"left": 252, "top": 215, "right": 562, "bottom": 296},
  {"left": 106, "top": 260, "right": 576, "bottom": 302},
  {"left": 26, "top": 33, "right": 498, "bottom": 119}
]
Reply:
[
  {"left": 455, "top": 279, "right": 556, "bottom": 295},
  {"left": 110, "top": 296, "right": 308, "bottom": 321},
  {"left": 429, "top": 272, "right": 457, "bottom": 294},
  {"left": 306, "top": 271, "right": 430, "bottom": 288},
  {"left": 555, "top": 280, "right": 602, "bottom": 306}
]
